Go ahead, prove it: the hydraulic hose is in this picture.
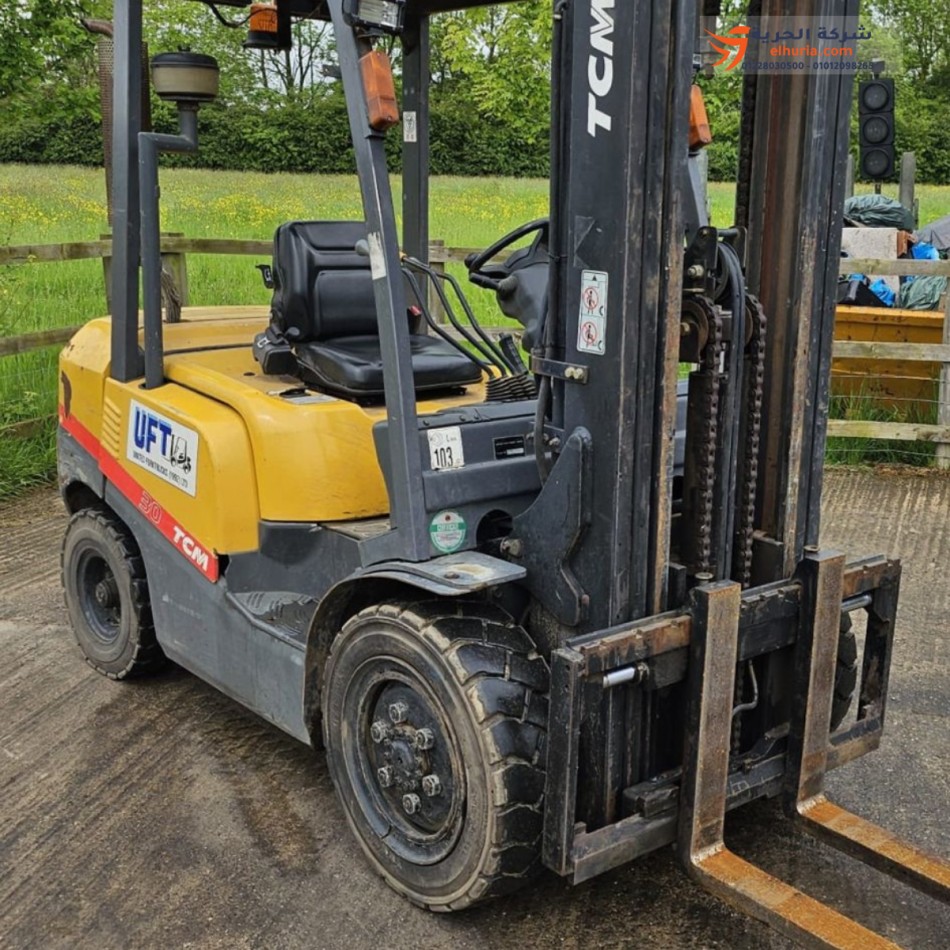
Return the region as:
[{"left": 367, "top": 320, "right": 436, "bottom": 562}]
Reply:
[
  {"left": 401, "top": 266, "right": 491, "bottom": 373},
  {"left": 403, "top": 256, "right": 509, "bottom": 376}
]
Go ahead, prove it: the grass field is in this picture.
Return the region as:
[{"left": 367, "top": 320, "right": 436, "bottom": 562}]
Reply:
[{"left": 1, "top": 164, "right": 949, "bottom": 496}]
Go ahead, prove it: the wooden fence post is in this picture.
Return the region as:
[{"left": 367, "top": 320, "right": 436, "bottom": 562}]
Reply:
[
  {"left": 936, "top": 289, "right": 950, "bottom": 471},
  {"left": 99, "top": 232, "right": 189, "bottom": 318},
  {"left": 428, "top": 239, "right": 447, "bottom": 324},
  {"left": 899, "top": 152, "right": 917, "bottom": 227},
  {"left": 160, "top": 231, "right": 189, "bottom": 309},
  {"left": 100, "top": 233, "right": 112, "bottom": 311}
]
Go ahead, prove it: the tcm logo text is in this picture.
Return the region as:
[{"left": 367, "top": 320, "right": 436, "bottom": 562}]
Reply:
[
  {"left": 172, "top": 524, "right": 211, "bottom": 573},
  {"left": 588, "top": 0, "right": 615, "bottom": 137}
]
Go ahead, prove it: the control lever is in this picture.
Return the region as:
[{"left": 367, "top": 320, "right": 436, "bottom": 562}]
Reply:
[
  {"left": 469, "top": 272, "right": 502, "bottom": 292},
  {"left": 256, "top": 263, "right": 275, "bottom": 289}
]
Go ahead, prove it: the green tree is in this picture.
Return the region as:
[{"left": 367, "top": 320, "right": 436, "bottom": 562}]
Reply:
[
  {"left": 431, "top": 1, "right": 551, "bottom": 148},
  {"left": 0, "top": 0, "right": 109, "bottom": 105},
  {"left": 872, "top": 0, "right": 950, "bottom": 87}
]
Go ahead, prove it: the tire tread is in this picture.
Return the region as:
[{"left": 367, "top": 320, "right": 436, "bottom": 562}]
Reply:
[
  {"left": 61, "top": 505, "right": 165, "bottom": 679},
  {"left": 329, "top": 598, "right": 548, "bottom": 911}
]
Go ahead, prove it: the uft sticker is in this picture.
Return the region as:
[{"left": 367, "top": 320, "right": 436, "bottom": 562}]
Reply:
[
  {"left": 429, "top": 510, "right": 467, "bottom": 554},
  {"left": 126, "top": 400, "right": 199, "bottom": 496}
]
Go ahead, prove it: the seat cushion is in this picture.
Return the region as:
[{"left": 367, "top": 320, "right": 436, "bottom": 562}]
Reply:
[
  {"left": 271, "top": 221, "right": 371, "bottom": 341},
  {"left": 313, "top": 269, "right": 378, "bottom": 337},
  {"left": 295, "top": 335, "right": 482, "bottom": 398}
]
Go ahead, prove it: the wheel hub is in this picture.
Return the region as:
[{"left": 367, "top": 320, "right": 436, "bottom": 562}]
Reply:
[
  {"left": 77, "top": 550, "right": 122, "bottom": 644},
  {"left": 94, "top": 576, "right": 119, "bottom": 609},
  {"left": 364, "top": 682, "right": 459, "bottom": 838},
  {"left": 387, "top": 735, "right": 423, "bottom": 790}
]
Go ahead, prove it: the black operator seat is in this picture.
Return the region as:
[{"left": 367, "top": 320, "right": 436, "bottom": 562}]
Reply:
[{"left": 252, "top": 221, "right": 482, "bottom": 400}]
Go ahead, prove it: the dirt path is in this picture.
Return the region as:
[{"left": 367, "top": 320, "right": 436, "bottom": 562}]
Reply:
[{"left": 1, "top": 470, "right": 947, "bottom": 949}]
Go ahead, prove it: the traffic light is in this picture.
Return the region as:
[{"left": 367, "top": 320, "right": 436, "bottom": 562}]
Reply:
[{"left": 858, "top": 78, "right": 895, "bottom": 181}]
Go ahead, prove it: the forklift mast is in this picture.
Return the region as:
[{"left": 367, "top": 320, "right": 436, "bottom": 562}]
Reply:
[
  {"left": 535, "top": 0, "right": 858, "bottom": 629},
  {"left": 544, "top": 0, "right": 693, "bottom": 629}
]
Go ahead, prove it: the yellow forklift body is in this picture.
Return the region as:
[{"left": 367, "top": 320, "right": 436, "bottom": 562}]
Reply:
[{"left": 59, "top": 306, "right": 487, "bottom": 560}]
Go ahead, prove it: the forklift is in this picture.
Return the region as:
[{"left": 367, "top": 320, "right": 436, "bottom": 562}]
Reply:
[{"left": 57, "top": 0, "right": 950, "bottom": 942}]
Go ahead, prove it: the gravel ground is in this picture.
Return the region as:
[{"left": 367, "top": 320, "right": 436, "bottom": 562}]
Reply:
[{"left": 1, "top": 469, "right": 947, "bottom": 949}]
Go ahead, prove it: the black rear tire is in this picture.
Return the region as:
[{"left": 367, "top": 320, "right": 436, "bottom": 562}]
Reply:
[
  {"left": 322, "top": 600, "right": 548, "bottom": 911},
  {"left": 830, "top": 610, "right": 859, "bottom": 731},
  {"left": 62, "top": 506, "right": 165, "bottom": 679}
]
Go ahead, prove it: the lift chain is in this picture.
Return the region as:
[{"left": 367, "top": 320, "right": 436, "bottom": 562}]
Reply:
[
  {"left": 732, "top": 294, "right": 767, "bottom": 589},
  {"left": 693, "top": 298, "right": 724, "bottom": 576}
]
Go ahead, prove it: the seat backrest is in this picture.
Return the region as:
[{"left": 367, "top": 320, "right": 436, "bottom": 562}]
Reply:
[{"left": 271, "top": 221, "right": 378, "bottom": 342}]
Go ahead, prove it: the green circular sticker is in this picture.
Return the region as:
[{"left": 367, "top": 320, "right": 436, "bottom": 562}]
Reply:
[{"left": 429, "top": 510, "right": 467, "bottom": 553}]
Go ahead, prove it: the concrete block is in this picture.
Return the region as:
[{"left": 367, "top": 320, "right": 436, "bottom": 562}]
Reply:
[{"left": 841, "top": 228, "right": 900, "bottom": 293}]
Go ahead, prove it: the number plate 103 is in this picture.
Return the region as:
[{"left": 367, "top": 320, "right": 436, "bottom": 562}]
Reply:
[{"left": 427, "top": 426, "right": 465, "bottom": 471}]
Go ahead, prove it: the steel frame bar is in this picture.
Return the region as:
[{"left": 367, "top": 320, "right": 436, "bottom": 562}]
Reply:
[
  {"left": 542, "top": 647, "right": 585, "bottom": 876},
  {"left": 745, "top": 0, "right": 859, "bottom": 579},
  {"left": 677, "top": 580, "right": 742, "bottom": 858},
  {"left": 785, "top": 549, "right": 846, "bottom": 805},
  {"left": 327, "top": 0, "right": 430, "bottom": 563},
  {"left": 110, "top": 0, "right": 144, "bottom": 382},
  {"left": 139, "top": 109, "right": 200, "bottom": 390},
  {"left": 549, "top": 0, "right": 691, "bottom": 634},
  {"left": 400, "top": 15, "right": 429, "bottom": 268}
]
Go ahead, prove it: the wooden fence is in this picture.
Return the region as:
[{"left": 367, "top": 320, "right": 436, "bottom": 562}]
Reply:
[
  {"left": 832, "top": 256, "right": 950, "bottom": 467},
  {"left": 0, "top": 234, "right": 479, "bottom": 349},
  {"left": 3, "top": 237, "right": 950, "bottom": 466}
]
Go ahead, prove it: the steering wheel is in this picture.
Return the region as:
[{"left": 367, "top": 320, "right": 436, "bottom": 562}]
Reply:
[{"left": 465, "top": 218, "right": 549, "bottom": 292}]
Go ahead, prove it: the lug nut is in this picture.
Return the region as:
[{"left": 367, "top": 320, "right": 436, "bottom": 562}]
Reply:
[
  {"left": 370, "top": 720, "right": 391, "bottom": 743},
  {"left": 402, "top": 793, "right": 421, "bottom": 815},
  {"left": 377, "top": 766, "right": 394, "bottom": 788},
  {"left": 414, "top": 727, "right": 435, "bottom": 751},
  {"left": 388, "top": 701, "right": 409, "bottom": 724},
  {"left": 421, "top": 774, "right": 442, "bottom": 798}
]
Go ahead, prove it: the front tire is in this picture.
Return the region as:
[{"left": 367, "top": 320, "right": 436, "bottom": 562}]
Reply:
[
  {"left": 322, "top": 600, "right": 548, "bottom": 911},
  {"left": 62, "top": 506, "right": 165, "bottom": 679}
]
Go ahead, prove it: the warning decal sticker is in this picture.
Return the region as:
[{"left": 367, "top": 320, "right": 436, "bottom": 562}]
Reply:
[
  {"left": 429, "top": 510, "right": 467, "bottom": 554},
  {"left": 577, "top": 270, "right": 608, "bottom": 356}
]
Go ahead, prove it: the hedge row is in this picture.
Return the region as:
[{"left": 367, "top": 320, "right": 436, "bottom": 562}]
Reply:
[
  {"left": 2, "top": 88, "right": 949, "bottom": 182},
  {"left": 0, "top": 94, "right": 549, "bottom": 178}
]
